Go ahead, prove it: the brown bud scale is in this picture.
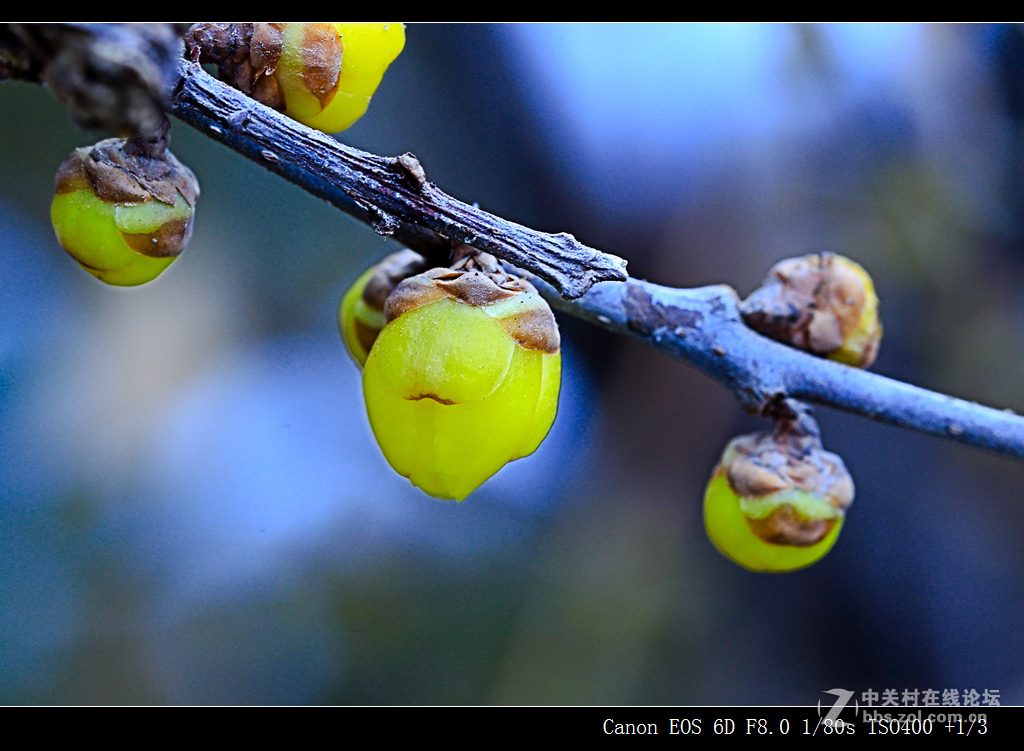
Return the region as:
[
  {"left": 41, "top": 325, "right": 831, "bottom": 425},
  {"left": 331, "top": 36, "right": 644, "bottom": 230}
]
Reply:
[
  {"left": 121, "top": 216, "right": 194, "bottom": 258},
  {"left": 720, "top": 417, "right": 854, "bottom": 547},
  {"left": 54, "top": 138, "right": 199, "bottom": 209},
  {"left": 384, "top": 247, "right": 560, "bottom": 354},
  {"left": 746, "top": 507, "right": 836, "bottom": 548},
  {"left": 362, "top": 249, "right": 430, "bottom": 310},
  {"left": 297, "top": 23, "right": 343, "bottom": 108}
]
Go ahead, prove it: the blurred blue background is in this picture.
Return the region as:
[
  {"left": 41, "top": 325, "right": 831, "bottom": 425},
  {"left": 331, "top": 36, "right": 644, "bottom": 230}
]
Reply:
[{"left": 2, "top": 23, "right": 1023, "bottom": 705}]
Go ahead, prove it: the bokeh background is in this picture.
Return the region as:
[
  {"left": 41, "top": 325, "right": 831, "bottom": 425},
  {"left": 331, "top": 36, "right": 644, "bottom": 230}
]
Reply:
[{"left": 2, "top": 23, "right": 1024, "bottom": 705}]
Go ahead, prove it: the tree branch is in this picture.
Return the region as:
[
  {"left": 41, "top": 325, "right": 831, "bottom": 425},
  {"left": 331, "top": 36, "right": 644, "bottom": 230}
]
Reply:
[
  {"left": 7, "top": 24, "right": 1024, "bottom": 461},
  {"left": 169, "top": 60, "right": 627, "bottom": 300},
  {"left": 536, "top": 279, "right": 1024, "bottom": 459}
]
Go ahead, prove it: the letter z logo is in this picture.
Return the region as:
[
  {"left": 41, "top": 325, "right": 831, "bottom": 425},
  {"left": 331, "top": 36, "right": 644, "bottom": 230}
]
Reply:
[{"left": 818, "top": 688, "right": 857, "bottom": 722}]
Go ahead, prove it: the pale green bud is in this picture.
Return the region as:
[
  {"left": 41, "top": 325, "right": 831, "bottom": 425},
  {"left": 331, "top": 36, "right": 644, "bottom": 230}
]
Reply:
[
  {"left": 704, "top": 424, "right": 854, "bottom": 572},
  {"left": 50, "top": 138, "right": 198, "bottom": 286}
]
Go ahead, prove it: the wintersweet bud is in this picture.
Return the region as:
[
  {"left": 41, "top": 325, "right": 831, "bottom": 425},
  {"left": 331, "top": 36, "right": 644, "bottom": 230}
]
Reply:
[
  {"left": 361, "top": 254, "right": 561, "bottom": 501},
  {"left": 50, "top": 138, "right": 198, "bottom": 286},
  {"left": 704, "top": 412, "right": 854, "bottom": 572},
  {"left": 740, "top": 252, "right": 882, "bottom": 368}
]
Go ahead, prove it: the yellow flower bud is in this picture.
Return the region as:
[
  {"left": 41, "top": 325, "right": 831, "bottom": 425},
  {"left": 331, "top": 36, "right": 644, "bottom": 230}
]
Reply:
[
  {"left": 277, "top": 23, "right": 406, "bottom": 134},
  {"left": 50, "top": 139, "right": 199, "bottom": 287},
  {"left": 338, "top": 249, "right": 427, "bottom": 367},
  {"left": 362, "top": 264, "right": 561, "bottom": 501},
  {"left": 188, "top": 22, "right": 405, "bottom": 134},
  {"left": 704, "top": 420, "right": 854, "bottom": 572},
  {"left": 740, "top": 252, "right": 882, "bottom": 368}
]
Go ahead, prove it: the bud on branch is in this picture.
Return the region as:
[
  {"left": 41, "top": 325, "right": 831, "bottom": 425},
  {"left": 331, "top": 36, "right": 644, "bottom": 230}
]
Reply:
[{"left": 4, "top": 23, "right": 1024, "bottom": 463}]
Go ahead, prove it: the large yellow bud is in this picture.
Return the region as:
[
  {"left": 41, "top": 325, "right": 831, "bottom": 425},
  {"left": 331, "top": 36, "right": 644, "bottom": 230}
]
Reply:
[
  {"left": 362, "top": 262, "right": 561, "bottom": 501},
  {"left": 276, "top": 22, "right": 406, "bottom": 133}
]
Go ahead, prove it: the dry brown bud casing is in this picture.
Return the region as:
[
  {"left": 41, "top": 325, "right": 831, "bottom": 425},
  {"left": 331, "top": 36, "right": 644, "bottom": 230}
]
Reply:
[
  {"left": 384, "top": 251, "right": 560, "bottom": 355},
  {"left": 720, "top": 427, "right": 854, "bottom": 547},
  {"left": 740, "top": 252, "right": 882, "bottom": 368}
]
